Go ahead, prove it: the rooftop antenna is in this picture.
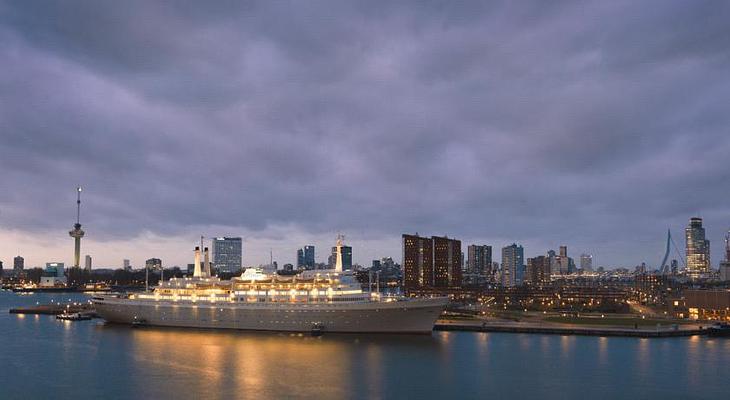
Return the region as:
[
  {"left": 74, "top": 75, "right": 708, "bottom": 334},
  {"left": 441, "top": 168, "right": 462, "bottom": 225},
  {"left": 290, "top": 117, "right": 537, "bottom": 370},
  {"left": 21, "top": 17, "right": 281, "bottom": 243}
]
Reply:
[{"left": 76, "top": 186, "right": 82, "bottom": 225}]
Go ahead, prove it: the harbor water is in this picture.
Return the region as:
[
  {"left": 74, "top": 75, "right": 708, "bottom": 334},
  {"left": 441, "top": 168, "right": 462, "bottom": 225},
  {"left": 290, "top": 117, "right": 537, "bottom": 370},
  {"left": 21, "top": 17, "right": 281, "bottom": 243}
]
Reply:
[{"left": 1, "top": 291, "right": 729, "bottom": 399}]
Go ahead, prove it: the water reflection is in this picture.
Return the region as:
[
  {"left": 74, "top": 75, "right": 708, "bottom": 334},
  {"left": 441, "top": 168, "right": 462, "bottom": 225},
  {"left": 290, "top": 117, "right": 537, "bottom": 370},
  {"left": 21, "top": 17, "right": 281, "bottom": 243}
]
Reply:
[{"left": 100, "top": 325, "right": 439, "bottom": 400}]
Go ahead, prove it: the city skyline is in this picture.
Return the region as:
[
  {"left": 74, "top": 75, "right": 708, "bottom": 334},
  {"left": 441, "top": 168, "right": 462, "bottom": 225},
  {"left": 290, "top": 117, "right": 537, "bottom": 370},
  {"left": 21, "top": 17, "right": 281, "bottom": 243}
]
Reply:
[{"left": 1, "top": 2, "right": 729, "bottom": 269}]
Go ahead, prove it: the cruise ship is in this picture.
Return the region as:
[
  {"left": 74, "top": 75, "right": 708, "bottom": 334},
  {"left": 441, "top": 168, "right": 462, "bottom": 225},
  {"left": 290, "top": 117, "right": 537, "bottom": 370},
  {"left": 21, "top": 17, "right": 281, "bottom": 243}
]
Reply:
[{"left": 93, "top": 238, "right": 447, "bottom": 334}]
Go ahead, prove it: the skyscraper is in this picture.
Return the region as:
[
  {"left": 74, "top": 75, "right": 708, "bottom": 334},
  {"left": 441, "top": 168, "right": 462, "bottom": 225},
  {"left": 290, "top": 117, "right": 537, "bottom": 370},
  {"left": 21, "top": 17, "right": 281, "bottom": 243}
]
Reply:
[
  {"left": 123, "top": 259, "right": 131, "bottom": 271},
  {"left": 84, "top": 255, "right": 92, "bottom": 271},
  {"left": 467, "top": 245, "right": 492, "bottom": 276},
  {"left": 686, "top": 217, "right": 710, "bottom": 279},
  {"left": 297, "top": 248, "right": 305, "bottom": 268},
  {"left": 213, "top": 237, "right": 243, "bottom": 273},
  {"left": 501, "top": 243, "right": 524, "bottom": 287},
  {"left": 304, "top": 245, "right": 315, "bottom": 269}
]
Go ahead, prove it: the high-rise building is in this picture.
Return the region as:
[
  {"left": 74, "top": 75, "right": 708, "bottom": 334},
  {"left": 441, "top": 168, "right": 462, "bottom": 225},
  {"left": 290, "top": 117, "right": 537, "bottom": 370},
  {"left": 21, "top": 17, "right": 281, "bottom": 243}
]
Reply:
[
  {"left": 720, "top": 230, "right": 730, "bottom": 282},
  {"left": 432, "top": 236, "right": 461, "bottom": 287},
  {"left": 13, "top": 256, "right": 24, "bottom": 275},
  {"left": 467, "top": 245, "right": 492, "bottom": 276},
  {"left": 331, "top": 235, "right": 352, "bottom": 271},
  {"left": 686, "top": 217, "right": 711, "bottom": 279},
  {"left": 550, "top": 246, "right": 573, "bottom": 275},
  {"left": 501, "top": 243, "right": 524, "bottom": 287},
  {"left": 297, "top": 249, "right": 305, "bottom": 268},
  {"left": 580, "top": 254, "right": 593, "bottom": 271},
  {"left": 402, "top": 234, "right": 462, "bottom": 290},
  {"left": 303, "top": 245, "right": 315, "bottom": 269},
  {"left": 402, "top": 234, "right": 433, "bottom": 291},
  {"left": 213, "top": 237, "right": 243, "bottom": 273},
  {"left": 525, "top": 255, "right": 550, "bottom": 284},
  {"left": 84, "top": 255, "right": 92, "bottom": 271},
  {"left": 123, "top": 259, "right": 131, "bottom": 271}
]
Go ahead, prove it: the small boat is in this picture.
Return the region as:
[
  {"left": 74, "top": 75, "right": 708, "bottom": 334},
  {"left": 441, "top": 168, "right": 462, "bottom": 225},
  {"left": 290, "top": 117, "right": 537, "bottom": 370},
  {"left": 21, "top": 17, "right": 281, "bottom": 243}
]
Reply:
[
  {"left": 131, "top": 317, "right": 148, "bottom": 327},
  {"left": 707, "top": 322, "right": 730, "bottom": 337},
  {"left": 56, "top": 312, "right": 92, "bottom": 321}
]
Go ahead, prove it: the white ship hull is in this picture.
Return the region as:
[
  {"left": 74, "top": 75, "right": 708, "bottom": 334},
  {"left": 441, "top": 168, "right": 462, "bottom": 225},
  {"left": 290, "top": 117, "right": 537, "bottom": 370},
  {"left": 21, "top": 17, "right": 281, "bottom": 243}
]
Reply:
[{"left": 93, "top": 297, "right": 447, "bottom": 334}]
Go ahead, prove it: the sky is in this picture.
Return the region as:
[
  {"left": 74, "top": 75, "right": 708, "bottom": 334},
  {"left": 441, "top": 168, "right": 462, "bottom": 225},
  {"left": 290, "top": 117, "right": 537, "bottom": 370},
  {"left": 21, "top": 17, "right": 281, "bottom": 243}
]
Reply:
[{"left": 0, "top": 1, "right": 729, "bottom": 270}]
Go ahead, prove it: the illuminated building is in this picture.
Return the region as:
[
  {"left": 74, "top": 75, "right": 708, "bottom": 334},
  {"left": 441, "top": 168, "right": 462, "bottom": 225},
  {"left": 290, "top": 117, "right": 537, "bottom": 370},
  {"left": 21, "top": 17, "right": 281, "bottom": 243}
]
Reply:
[
  {"left": 525, "top": 255, "right": 549, "bottom": 284},
  {"left": 685, "top": 217, "right": 711, "bottom": 279},
  {"left": 85, "top": 255, "right": 92, "bottom": 272},
  {"left": 41, "top": 262, "right": 66, "bottom": 287},
  {"left": 213, "top": 237, "right": 242, "bottom": 273},
  {"left": 432, "top": 236, "right": 462, "bottom": 287},
  {"left": 467, "top": 245, "right": 492, "bottom": 276},
  {"left": 685, "top": 289, "right": 730, "bottom": 321},
  {"left": 501, "top": 243, "right": 524, "bottom": 287},
  {"left": 402, "top": 234, "right": 433, "bottom": 291},
  {"left": 720, "top": 230, "right": 730, "bottom": 282}
]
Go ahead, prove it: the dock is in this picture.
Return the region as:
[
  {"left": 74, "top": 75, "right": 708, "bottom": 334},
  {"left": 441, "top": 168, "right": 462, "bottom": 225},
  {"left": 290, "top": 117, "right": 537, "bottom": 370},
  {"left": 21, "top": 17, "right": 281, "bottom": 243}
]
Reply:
[
  {"left": 435, "top": 320, "right": 707, "bottom": 338},
  {"left": 9, "top": 303, "right": 96, "bottom": 316}
]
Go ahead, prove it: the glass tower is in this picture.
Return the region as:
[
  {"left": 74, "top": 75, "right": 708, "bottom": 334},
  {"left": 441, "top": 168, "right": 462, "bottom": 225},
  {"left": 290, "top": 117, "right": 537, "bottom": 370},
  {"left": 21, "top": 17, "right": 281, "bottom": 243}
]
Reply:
[{"left": 685, "top": 217, "right": 710, "bottom": 279}]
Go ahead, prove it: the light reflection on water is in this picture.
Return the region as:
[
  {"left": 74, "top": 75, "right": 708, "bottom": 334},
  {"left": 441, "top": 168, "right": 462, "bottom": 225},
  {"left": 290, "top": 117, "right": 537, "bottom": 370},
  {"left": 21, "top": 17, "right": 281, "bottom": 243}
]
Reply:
[{"left": 2, "top": 292, "right": 730, "bottom": 400}]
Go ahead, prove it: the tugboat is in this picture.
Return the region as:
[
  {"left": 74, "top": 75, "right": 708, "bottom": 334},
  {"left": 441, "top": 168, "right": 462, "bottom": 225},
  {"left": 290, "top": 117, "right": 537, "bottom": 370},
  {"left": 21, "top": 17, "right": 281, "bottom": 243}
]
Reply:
[{"left": 708, "top": 322, "right": 730, "bottom": 337}]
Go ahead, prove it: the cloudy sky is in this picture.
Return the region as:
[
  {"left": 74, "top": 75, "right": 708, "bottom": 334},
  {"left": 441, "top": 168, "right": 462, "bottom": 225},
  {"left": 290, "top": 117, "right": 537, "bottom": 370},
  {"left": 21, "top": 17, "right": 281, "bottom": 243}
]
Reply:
[{"left": 1, "top": 1, "right": 729, "bottom": 269}]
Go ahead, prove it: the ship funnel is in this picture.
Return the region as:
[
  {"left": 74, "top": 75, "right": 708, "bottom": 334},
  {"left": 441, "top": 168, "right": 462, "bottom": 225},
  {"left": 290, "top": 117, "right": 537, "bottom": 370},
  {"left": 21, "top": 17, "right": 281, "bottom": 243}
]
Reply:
[
  {"left": 204, "top": 247, "right": 211, "bottom": 277},
  {"left": 193, "top": 246, "right": 202, "bottom": 277}
]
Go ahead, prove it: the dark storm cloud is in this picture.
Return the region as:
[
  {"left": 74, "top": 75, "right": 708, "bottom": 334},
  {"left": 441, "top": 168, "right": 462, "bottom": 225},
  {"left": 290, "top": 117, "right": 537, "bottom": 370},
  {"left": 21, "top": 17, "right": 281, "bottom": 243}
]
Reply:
[{"left": 1, "top": 0, "right": 729, "bottom": 265}]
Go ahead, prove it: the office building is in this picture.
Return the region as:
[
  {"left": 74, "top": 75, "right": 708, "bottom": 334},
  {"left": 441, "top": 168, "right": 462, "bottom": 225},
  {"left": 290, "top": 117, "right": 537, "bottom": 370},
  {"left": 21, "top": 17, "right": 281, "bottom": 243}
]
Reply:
[
  {"left": 213, "top": 237, "right": 243, "bottom": 273},
  {"left": 123, "top": 259, "right": 131, "bottom": 271},
  {"left": 686, "top": 217, "right": 711, "bottom": 279},
  {"left": 501, "top": 243, "right": 524, "bottom": 287},
  {"left": 467, "top": 245, "right": 492, "bottom": 276},
  {"left": 580, "top": 254, "right": 593, "bottom": 271},
  {"left": 85, "top": 255, "right": 92, "bottom": 271},
  {"left": 304, "top": 245, "right": 315, "bottom": 269}
]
